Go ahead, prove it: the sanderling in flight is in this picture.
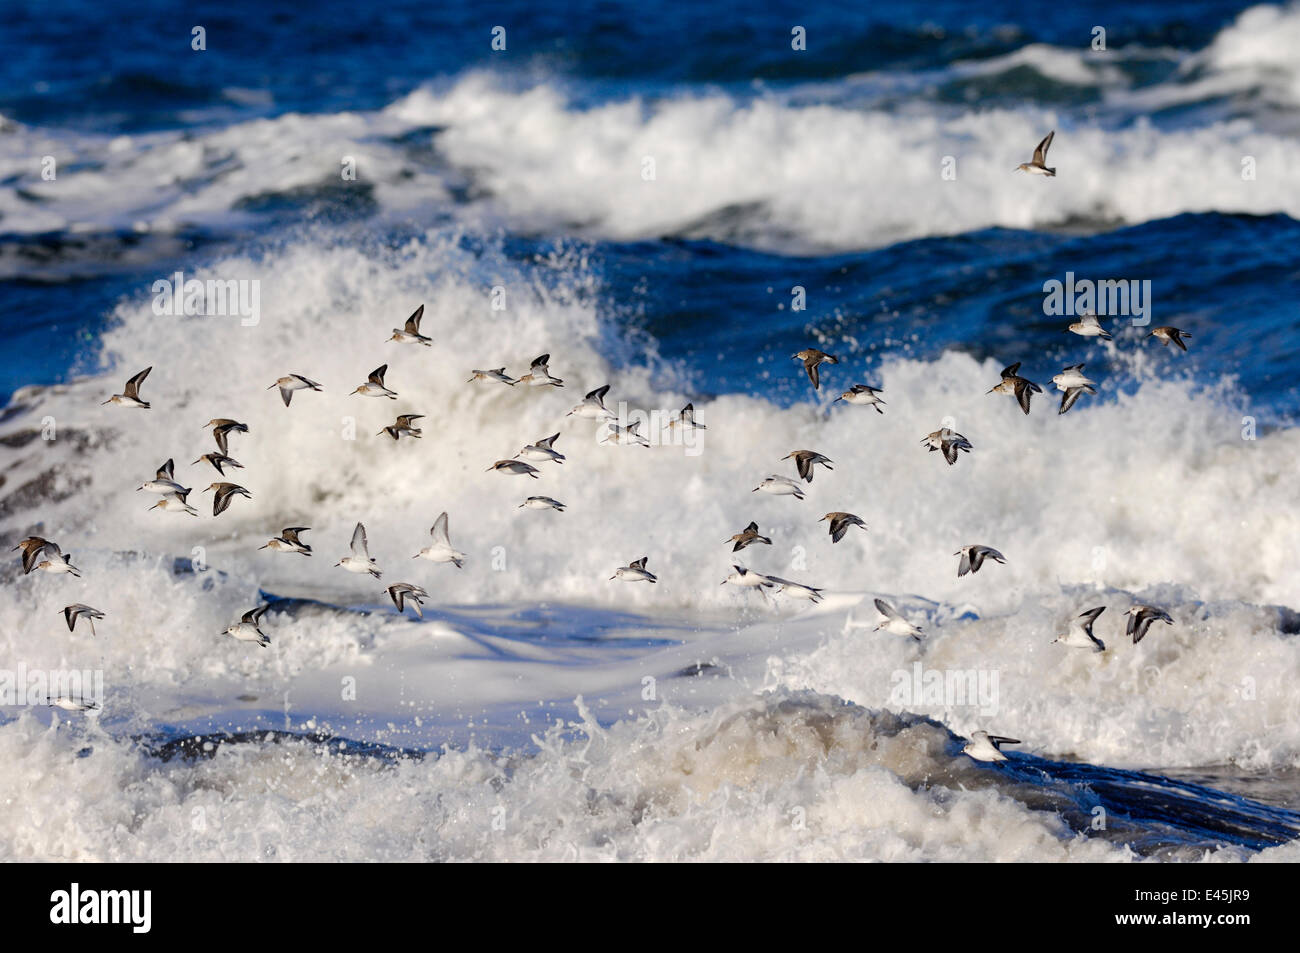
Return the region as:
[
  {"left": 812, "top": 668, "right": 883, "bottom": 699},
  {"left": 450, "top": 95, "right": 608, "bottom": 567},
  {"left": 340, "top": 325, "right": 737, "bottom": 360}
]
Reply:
[
  {"left": 764, "top": 574, "right": 824, "bottom": 603},
  {"left": 666, "top": 402, "right": 706, "bottom": 433},
  {"left": 727, "top": 521, "right": 771, "bottom": 552},
  {"left": 204, "top": 482, "right": 252, "bottom": 516},
  {"left": 600, "top": 420, "right": 650, "bottom": 447},
  {"left": 1052, "top": 363, "right": 1097, "bottom": 415},
  {"left": 62, "top": 603, "right": 105, "bottom": 637},
  {"left": 260, "top": 526, "right": 312, "bottom": 556},
  {"left": 962, "top": 730, "right": 1020, "bottom": 762},
  {"left": 820, "top": 511, "right": 866, "bottom": 543},
  {"left": 568, "top": 385, "right": 613, "bottom": 420},
  {"left": 224, "top": 604, "right": 271, "bottom": 647},
  {"left": 467, "top": 367, "right": 517, "bottom": 386},
  {"left": 137, "top": 458, "right": 189, "bottom": 495},
  {"left": 379, "top": 414, "right": 424, "bottom": 440},
  {"left": 414, "top": 511, "right": 466, "bottom": 568},
  {"left": 520, "top": 496, "right": 566, "bottom": 511},
  {"left": 204, "top": 418, "right": 248, "bottom": 455},
  {"left": 193, "top": 452, "right": 243, "bottom": 476},
  {"left": 783, "top": 449, "right": 833, "bottom": 483},
  {"left": 1067, "top": 311, "right": 1111, "bottom": 340},
  {"left": 956, "top": 545, "right": 1006, "bottom": 577},
  {"left": 1015, "top": 130, "right": 1055, "bottom": 176},
  {"left": 1149, "top": 326, "right": 1190, "bottom": 352},
  {"left": 1052, "top": 606, "right": 1107, "bottom": 652},
  {"left": 721, "top": 565, "right": 775, "bottom": 598},
  {"left": 149, "top": 488, "right": 199, "bottom": 517},
  {"left": 988, "top": 362, "right": 1042, "bottom": 415},
  {"left": 487, "top": 459, "right": 541, "bottom": 479},
  {"left": 922, "top": 427, "right": 973, "bottom": 466},
  {"left": 873, "top": 598, "right": 923, "bottom": 640},
  {"left": 835, "top": 384, "right": 885, "bottom": 413},
  {"left": 518, "top": 353, "right": 564, "bottom": 387},
  {"left": 611, "top": 556, "right": 657, "bottom": 584},
  {"left": 48, "top": 696, "right": 100, "bottom": 713},
  {"left": 1125, "top": 605, "right": 1174, "bottom": 644},
  {"left": 387, "top": 583, "right": 429, "bottom": 618},
  {"left": 388, "top": 304, "right": 432, "bottom": 346},
  {"left": 34, "top": 547, "right": 81, "bottom": 576},
  {"left": 14, "top": 536, "right": 60, "bottom": 575},
  {"left": 351, "top": 364, "right": 398, "bottom": 399},
  {"left": 792, "top": 348, "right": 838, "bottom": 390},
  {"left": 337, "top": 522, "right": 381, "bottom": 577},
  {"left": 753, "top": 475, "right": 805, "bottom": 500},
  {"left": 270, "top": 373, "right": 323, "bottom": 407},
  {"left": 517, "top": 433, "right": 565, "bottom": 464},
  {"left": 102, "top": 366, "right": 152, "bottom": 408}
]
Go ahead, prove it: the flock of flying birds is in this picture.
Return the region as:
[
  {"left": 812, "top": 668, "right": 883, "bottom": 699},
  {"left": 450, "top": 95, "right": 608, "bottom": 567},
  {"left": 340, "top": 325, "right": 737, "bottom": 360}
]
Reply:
[{"left": 13, "top": 133, "right": 1191, "bottom": 753}]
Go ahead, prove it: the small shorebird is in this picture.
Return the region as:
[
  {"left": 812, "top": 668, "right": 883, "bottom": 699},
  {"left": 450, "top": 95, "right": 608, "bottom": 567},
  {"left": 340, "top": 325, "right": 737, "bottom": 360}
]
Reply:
[
  {"left": 517, "top": 433, "right": 565, "bottom": 464},
  {"left": 753, "top": 475, "right": 805, "bottom": 500},
  {"left": 1052, "top": 606, "right": 1107, "bottom": 652},
  {"left": 193, "top": 452, "right": 243, "bottom": 476},
  {"left": 835, "top": 384, "right": 885, "bottom": 413},
  {"left": 783, "top": 449, "right": 833, "bottom": 483},
  {"left": 137, "top": 458, "right": 188, "bottom": 495},
  {"left": 224, "top": 605, "right": 270, "bottom": 647},
  {"left": 726, "top": 521, "right": 771, "bottom": 552},
  {"left": 387, "top": 583, "right": 429, "bottom": 618},
  {"left": 379, "top": 414, "right": 424, "bottom": 440},
  {"left": 518, "top": 353, "right": 563, "bottom": 387},
  {"left": 1052, "top": 363, "right": 1097, "bottom": 415},
  {"left": 956, "top": 545, "right": 1006, "bottom": 577},
  {"left": 792, "top": 348, "right": 838, "bottom": 390},
  {"left": 149, "top": 488, "right": 199, "bottom": 517},
  {"left": 988, "top": 362, "right": 1042, "bottom": 415},
  {"left": 351, "top": 364, "right": 398, "bottom": 399},
  {"left": 611, "top": 557, "right": 657, "bottom": 584},
  {"left": 204, "top": 482, "right": 252, "bottom": 516},
  {"left": 922, "top": 427, "right": 973, "bottom": 466},
  {"left": 14, "top": 536, "right": 60, "bottom": 574},
  {"left": 962, "top": 730, "right": 1020, "bottom": 762},
  {"left": 1015, "top": 130, "right": 1055, "bottom": 176},
  {"left": 666, "top": 403, "right": 706, "bottom": 433},
  {"left": 414, "top": 512, "right": 466, "bottom": 568},
  {"left": 62, "top": 603, "right": 104, "bottom": 636},
  {"left": 487, "top": 460, "right": 540, "bottom": 479},
  {"left": 467, "top": 367, "right": 517, "bottom": 386},
  {"left": 103, "top": 366, "right": 152, "bottom": 408},
  {"left": 34, "top": 548, "right": 81, "bottom": 576},
  {"left": 820, "top": 511, "right": 866, "bottom": 543},
  {"left": 520, "top": 496, "right": 565, "bottom": 511},
  {"left": 1149, "top": 326, "right": 1190, "bottom": 352},
  {"left": 721, "top": 565, "right": 775, "bottom": 597},
  {"left": 764, "top": 575, "right": 824, "bottom": 603},
  {"left": 337, "top": 522, "right": 381, "bottom": 577},
  {"left": 1125, "top": 605, "right": 1173, "bottom": 644},
  {"left": 270, "top": 373, "right": 323, "bottom": 406},
  {"left": 388, "top": 304, "right": 432, "bottom": 346},
  {"left": 1067, "top": 311, "right": 1110, "bottom": 340},
  {"left": 568, "top": 385, "right": 613, "bottom": 420},
  {"left": 873, "top": 599, "right": 923, "bottom": 640},
  {"left": 48, "top": 696, "right": 100, "bottom": 713},
  {"left": 260, "top": 527, "right": 312, "bottom": 556},
  {"left": 204, "top": 418, "right": 248, "bottom": 455},
  {"left": 600, "top": 421, "right": 650, "bottom": 447}
]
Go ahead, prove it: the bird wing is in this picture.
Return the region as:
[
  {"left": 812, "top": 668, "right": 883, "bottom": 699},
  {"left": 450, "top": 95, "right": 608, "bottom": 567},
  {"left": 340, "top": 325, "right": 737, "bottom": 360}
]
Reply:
[
  {"left": 586, "top": 385, "right": 610, "bottom": 401},
  {"left": 430, "top": 511, "right": 452, "bottom": 547},
  {"left": 874, "top": 598, "right": 901, "bottom": 621},
  {"left": 631, "top": 557, "right": 648, "bottom": 571},
  {"left": 404, "top": 304, "right": 425, "bottom": 334},
  {"left": 156, "top": 458, "right": 175, "bottom": 481},
  {"left": 1000, "top": 362, "right": 1021, "bottom": 379},
  {"left": 124, "top": 366, "right": 152, "bottom": 399},
  {"left": 351, "top": 522, "right": 369, "bottom": 557},
  {"left": 1033, "top": 130, "right": 1054, "bottom": 165},
  {"left": 368, "top": 365, "right": 388, "bottom": 386},
  {"left": 536, "top": 433, "right": 559, "bottom": 449},
  {"left": 988, "top": 735, "right": 1021, "bottom": 747},
  {"left": 530, "top": 354, "right": 550, "bottom": 374}
]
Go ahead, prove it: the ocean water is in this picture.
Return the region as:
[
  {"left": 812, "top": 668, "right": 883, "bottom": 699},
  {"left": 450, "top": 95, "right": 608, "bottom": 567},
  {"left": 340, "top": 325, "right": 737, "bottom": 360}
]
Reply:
[{"left": 3, "top": 0, "right": 1300, "bottom": 862}]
